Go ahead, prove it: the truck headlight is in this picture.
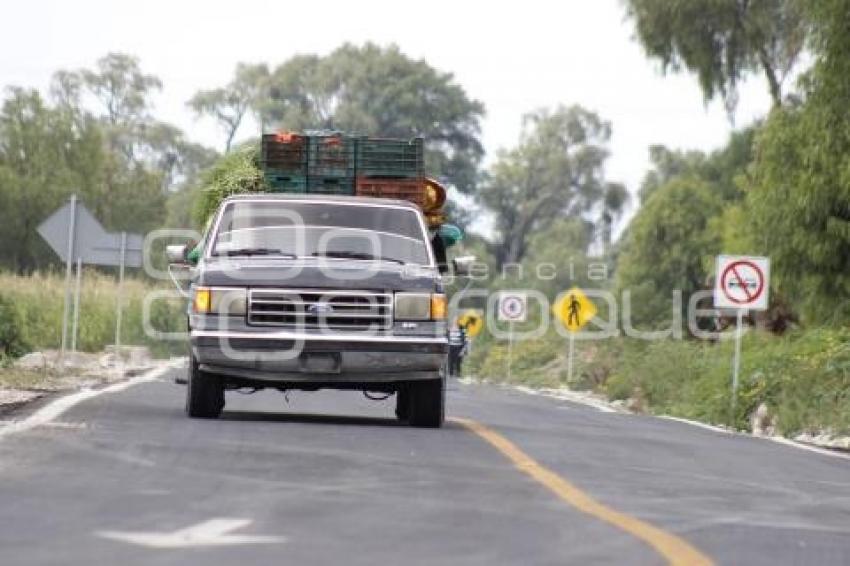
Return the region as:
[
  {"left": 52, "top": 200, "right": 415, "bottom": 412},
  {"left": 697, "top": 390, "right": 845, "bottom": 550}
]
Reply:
[
  {"left": 395, "top": 293, "right": 447, "bottom": 321},
  {"left": 193, "top": 287, "right": 247, "bottom": 316}
]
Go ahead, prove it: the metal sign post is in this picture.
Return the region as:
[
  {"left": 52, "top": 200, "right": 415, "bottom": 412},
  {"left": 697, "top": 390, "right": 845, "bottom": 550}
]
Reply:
[
  {"left": 714, "top": 255, "right": 770, "bottom": 428},
  {"left": 507, "top": 321, "right": 514, "bottom": 381},
  {"left": 71, "top": 257, "right": 82, "bottom": 353},
  {"left": 59, "top": 195, "right": 78, "bottom": 368},
  {"left": 553, "top": 287, "right": 597, "bottom": 385},
  {"left": 730, "top": 310, "right": 745, "bottom": 424},
  {"left": 497, "top": 292, "right": 527, "bottom": 381},
  {"left": 115, "top": 231, "right": 127, "bottom": 362}
]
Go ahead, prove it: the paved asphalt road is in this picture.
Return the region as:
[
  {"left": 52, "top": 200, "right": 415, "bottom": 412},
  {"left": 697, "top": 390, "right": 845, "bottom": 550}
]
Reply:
[{"left": 1, "top": 363, "right": 849, "bottom": 565}]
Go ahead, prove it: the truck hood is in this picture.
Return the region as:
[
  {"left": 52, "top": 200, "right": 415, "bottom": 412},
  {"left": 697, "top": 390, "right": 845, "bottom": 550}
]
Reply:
[{"left": 197, "top": 258, "right": 442, "bottom": 292}]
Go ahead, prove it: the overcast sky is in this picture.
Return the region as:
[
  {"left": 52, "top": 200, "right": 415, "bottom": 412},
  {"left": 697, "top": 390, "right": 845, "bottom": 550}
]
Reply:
[{"left": 1, "top": 0, "right": 774, "bottom": 230}]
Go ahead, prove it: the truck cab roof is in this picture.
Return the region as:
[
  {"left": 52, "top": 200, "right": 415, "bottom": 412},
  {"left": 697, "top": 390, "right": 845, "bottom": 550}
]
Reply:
[{"left": 221, "top": 192, "right": 423, "bottom": 212}]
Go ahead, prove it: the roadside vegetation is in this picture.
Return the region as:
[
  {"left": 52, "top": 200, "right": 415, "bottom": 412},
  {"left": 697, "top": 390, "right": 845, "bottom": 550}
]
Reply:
[
  {"left": 0, "top": 271, "right": 185, "bottom": 363},
  {"left": 466, "top": 329, "right": 850, "bottom": 436}
]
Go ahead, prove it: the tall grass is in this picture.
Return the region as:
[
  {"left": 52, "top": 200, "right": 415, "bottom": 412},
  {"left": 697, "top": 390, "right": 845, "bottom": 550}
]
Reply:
[
  {"left": 466, "top": 327, "right": 850, "bottom": 436},
  {"left": 0, "top": 270, "right": 186, "bottom": 359}
]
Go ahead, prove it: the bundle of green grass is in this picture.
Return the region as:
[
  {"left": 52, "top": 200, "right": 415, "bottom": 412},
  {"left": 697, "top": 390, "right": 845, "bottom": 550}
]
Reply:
[{"left": 193, "top": 144, "right": 264, "bottom": 226}]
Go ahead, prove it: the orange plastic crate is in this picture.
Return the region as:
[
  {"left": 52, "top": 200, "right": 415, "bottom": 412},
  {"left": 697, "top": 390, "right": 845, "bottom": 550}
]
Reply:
[{"left": 355, "top": 177, "right": 425, "bottom": 207}]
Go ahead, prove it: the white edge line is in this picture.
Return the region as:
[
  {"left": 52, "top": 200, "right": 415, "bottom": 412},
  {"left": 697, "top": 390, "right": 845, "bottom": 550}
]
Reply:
[
  {"left": 0, "top": 360, "right": 180, "bottom": 441},
  {"left": 506, "top": 382, "right": 850, "bottom": 462},
  {"left": 764, "top": 436, "right": 850, "bottom": 461},
  {"left": 660, "top": 416, "right": 850, "bottom": 461},
  {"left": 658, "top": 415, "right": 733, "bottom": 435},
  {"left": 511, "top": 384, "right": 619, "bottom": 413}
]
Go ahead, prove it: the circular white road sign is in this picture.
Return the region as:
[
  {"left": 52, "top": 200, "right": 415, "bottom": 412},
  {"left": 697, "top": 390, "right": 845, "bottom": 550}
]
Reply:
[
  {"left": 714, "top": 255, "right": 770, "bottom": 311},
  {"left": 497, "top": 292, "right": 528, "bottom": 322}
]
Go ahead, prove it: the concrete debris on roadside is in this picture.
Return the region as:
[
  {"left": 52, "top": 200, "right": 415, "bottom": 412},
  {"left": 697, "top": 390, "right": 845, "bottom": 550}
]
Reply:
[
  {"left": 2, "top": 347, "right": 156, "bottom": 413},
  {"left": 750, "top": 402, "right": 778, "bottom": 437},
  {"left": 794, "top": 431, "right": 850, "bottom": 451},
  {"left": 13, "top": 347, "right": 153, "bottom": 375}
]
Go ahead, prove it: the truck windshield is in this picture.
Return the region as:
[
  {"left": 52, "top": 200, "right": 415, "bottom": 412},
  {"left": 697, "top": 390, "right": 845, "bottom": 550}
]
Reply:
[{"left": 211, "top": 200, "right": 431, "bottom": 266}]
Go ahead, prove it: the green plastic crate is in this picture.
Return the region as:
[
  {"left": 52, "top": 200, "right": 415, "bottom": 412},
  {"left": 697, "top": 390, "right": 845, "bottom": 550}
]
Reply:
[
  {"left": 308, "top": 135, "right": 356, "bottom": 177},
  {"left": 264, "top": 170, "right": 307, "bottom": 193},
  {"left": 307, "top": 176, "right": 355, "bottom": 195},
  {"left": 356, "top": 137, "right": 424, "bottom": 178}
]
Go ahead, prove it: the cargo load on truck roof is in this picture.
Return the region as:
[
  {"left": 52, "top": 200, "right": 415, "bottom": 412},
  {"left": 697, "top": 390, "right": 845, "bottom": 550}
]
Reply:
[{"left": 260, "top": 131, "right": 446, "bottom": 227}]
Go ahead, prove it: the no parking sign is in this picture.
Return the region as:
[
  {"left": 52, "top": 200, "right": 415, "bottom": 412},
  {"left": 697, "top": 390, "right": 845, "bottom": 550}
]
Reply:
[
  {"left": 714, "top": 255, "right": 770, "bottom": 426},
  {"left": 714, "top": 256, "right": 770, "bottom": 311}
]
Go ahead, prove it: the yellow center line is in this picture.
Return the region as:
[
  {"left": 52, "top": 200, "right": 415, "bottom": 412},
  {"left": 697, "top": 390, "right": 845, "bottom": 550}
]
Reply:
[{"left": 450, "top": 417, "right": 714, "bottom": 566}]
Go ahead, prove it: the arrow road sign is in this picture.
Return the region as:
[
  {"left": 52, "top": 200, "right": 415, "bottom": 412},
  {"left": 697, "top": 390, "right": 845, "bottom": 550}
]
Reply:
[
  {"left": 457, "top": 309, "right": 484, "bottom": 337},
  {"left": 36, "top": 196, "right": 145, "bottom": 368},
  {"left": 37, "top": 200, "right": 143, "bottom": 267},
  {"left": 96, "top": 518, "right": 287, "bottom": 549},
  {"left": 714, "top": 255, "right": 770, "bottom": 311}
]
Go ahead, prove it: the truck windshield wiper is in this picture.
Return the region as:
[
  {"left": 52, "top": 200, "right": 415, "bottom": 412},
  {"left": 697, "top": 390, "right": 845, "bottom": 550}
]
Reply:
[
  {"left": 310, "top": 251, "right": 405, "bottom": 264},
  {"left": 218, "top": 248, "right": 297, "bottom": 258}
]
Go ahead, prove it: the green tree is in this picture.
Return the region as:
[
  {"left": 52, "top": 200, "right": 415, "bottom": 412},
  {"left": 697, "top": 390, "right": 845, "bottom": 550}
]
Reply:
[
  {"left": 746, "top": 0, "right": 850, "bottom": 322},
  {"left": 623, "top": 0, "right": 808, "bottom": 114},
  {"left": 188, "top": 63, "right": 270, "bottom": 152},
  {"left": 137, "top": 121, "right": 218, "bottom": 192},
  {"left": 638, "top": 128, "right": 755, "bottom": 204},
  {"left": 638, "top": 146, "right": 708, "bottom": 204},
  {"left": 80, "top": 52, "right": 162, "bottom": 127},
  {"left": 0, "top": 88, "right": 106, "bottom": 272},
  {"left": 598, "top": 182, "right": 631, "bottom": 254},
  {"left": 51, "top": 54, "right": 217, "bottom": 225},
  {"left": 261, "top": 43, "right": 485, "bottom": 192},
  {"left": 479, "top": 105, "right": 625, "bottom": 267},
  {"left": 617, "top": 177, "right": 723, "bottom": 327},
  {"left": 618, "top": 128, "right": 756, "bottom": 326},
  {"left": 522, "top": 218, "right": 597, "bottom": 294}
]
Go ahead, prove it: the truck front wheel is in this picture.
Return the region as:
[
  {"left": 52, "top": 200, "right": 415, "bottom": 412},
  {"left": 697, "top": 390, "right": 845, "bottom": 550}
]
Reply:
[
  {"left": 186, "top": 355, "right": 224, "bottom": 419},
  {"left": 408, "top": 377, "right": 444, "bottom": 428}
]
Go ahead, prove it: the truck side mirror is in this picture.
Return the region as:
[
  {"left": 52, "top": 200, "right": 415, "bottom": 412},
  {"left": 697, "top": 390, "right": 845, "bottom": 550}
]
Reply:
[
  {"left": 452, "top": 255, "right": 477, "bottom": 277},
  {"left": 166, "top": 244, "right": 188, "bottom": 265}
]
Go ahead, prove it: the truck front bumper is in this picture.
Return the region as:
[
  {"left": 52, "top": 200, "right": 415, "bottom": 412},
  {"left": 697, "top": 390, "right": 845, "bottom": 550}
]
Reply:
[{"left": 191, "top": 329, "right": 448, "bottom": 384}]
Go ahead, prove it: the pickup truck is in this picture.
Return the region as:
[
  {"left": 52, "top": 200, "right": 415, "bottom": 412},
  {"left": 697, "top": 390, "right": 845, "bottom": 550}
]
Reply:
[{"left": 167, "top": 193, "right": 472, "bottom": 428}]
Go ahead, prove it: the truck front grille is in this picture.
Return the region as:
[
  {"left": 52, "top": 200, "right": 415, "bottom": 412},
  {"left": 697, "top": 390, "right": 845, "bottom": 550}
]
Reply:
[{"left": 247, "top": 289, "right": 393, "bottom": 330}]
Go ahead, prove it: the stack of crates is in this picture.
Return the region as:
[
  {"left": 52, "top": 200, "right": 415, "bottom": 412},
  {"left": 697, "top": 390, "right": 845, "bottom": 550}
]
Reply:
[
  {"left": 354, "top": 137, "right": 425, "bottom": 205},
  {"left": 261, "top": 132, "right": 308, "bottom": 192},
  {"left": 261, "top": 132, "right": 356, "bottom": 195},
  {"left": 307, "top": 134, "right": 356, "bottom": 195},
  {"left": 261, "top": 133, "right": 426, "bottom": 202}
]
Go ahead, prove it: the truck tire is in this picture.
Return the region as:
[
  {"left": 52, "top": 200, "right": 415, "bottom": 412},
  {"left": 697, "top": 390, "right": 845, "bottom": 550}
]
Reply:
[
  {"left": 408, "top": 377, "right": 444, "bottom": 428},
  {"left": 395, "top": 387, "right": 410, "bottom": 421},
  {"left": 185, "top": 355, "right": 224, "bottom": 419}
]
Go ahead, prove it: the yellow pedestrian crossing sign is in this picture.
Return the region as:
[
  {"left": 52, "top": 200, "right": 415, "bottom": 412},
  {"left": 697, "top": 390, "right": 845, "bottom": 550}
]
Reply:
[
  {"left": 456, "top": 310, "right": 484, "bottom": 338},
  {"left": 553, "top": 287, "right": 597, "bottom": 332}
]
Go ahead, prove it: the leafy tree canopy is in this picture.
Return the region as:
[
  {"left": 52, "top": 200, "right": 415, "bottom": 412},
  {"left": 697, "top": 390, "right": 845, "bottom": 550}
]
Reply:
[
  {"left": 188, "top": 63, "right": 270, "bottom": 153},
  {"left": 624, "top": 0, "right": 808, "bottom": 115},
  {"left": 478, "top": 105, "right": 627, "bottom": 268},
  {"left": 745, "top": 0, "right": 850, "bottom": 322},
  {"left": 617, "top": 177, "right": 723, "bottom": 327}
]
